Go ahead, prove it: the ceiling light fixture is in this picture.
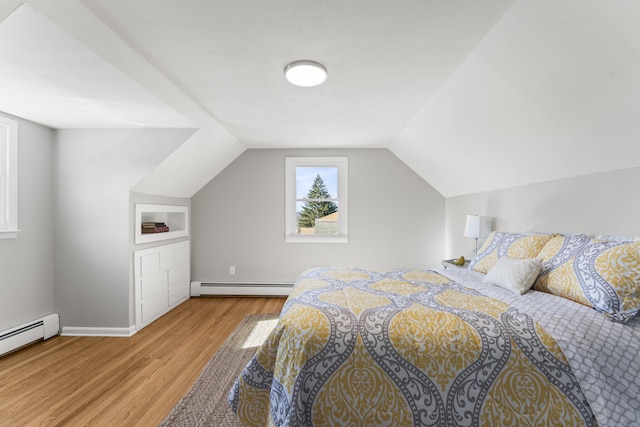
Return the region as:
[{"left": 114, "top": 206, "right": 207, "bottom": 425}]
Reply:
[{"left": 284, "top": 60, "right": 327, "bottom": 87}]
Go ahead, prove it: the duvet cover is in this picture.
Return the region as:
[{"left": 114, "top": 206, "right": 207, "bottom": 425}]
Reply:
[{"left": 229, "top": 267, "right": 595, "bottom": 427}]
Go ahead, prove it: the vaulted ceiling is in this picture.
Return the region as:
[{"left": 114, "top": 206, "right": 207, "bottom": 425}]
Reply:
[{"left": 1, "top": 1, "right": 639, "bottom": 197}]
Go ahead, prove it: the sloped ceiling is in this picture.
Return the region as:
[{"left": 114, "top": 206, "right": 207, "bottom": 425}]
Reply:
[
  {"left": 391, "top": 0, "right": 640, "bottom": 196},
  {"left": 1, "top": 1, "right": 639, "bottom": 197}
]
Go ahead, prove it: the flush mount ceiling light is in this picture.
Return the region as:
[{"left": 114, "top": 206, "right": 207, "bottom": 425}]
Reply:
[{"left": 284, "top": 60, "right": 327, "bottom": 87}]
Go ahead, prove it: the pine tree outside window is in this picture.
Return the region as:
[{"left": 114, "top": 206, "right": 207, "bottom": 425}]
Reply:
[{"left": 285, "top": 157, "right": 348, "bottom": 243}]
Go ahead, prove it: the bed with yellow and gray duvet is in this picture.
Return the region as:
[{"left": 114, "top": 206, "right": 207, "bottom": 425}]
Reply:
[{"left": 229, "top": 232, "right": 640, "bottom": 426}]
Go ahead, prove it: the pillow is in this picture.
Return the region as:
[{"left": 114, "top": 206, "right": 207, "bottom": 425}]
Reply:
[
  {"left": 536, "top": 234, "right": 591, "bottom": 269},
  {"left": 535, "top": 237, "right": 640, "bottom": 323},
  {"left": 483, "top": 257, "right": 542, "bottom": 295},
  {"left": 469, "top": 231, "right": 553, "bottom": 274}
]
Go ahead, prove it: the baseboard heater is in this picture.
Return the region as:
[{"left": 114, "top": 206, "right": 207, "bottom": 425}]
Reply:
[
  {"left": 191, "top": 282, "right": 293, "bottom": 297},
  {"left": 0, "top": 314, "right": 60, "bottom": 357}
]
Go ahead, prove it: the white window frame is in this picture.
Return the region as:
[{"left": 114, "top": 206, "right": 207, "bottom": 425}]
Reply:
[
  {"left": 285, "top": 156, "right": 348, "bottom": 243},
  {"left": 0, "top": 115, "right": 19, "bottom": 239}
]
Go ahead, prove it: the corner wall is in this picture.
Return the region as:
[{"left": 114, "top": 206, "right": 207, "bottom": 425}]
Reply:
[
  {"left": 445, "top": 166, "right": 640, "bottom": 259},
  {"left": 0, "top": 112, "right": 54, "bottom": 331},
  {"left": 53, "top": 128, "right": 193, "bottom": 330},
  {"left": 191, "top": 148, "right": 445, "bottom": 284}
]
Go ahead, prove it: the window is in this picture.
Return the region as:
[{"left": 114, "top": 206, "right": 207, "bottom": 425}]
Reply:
[
  {"left": 0, "top": 115, "right": 18, "bottom": 239},
  {"left": 285, "top": 157, "right": 348, "bottom": 243}
]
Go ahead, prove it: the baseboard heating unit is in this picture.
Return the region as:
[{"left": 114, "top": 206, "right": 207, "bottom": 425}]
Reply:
[
  {"left": 0, "top": 314, "right": 60, "bottom": 357},
  {"left": 191, "top": 282, "right": 293, "bottom": 297}
]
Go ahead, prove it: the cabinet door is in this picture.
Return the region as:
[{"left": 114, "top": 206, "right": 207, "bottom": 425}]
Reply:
[
  {"left": 134, "top": 241, "right": 190, "bottom": 331},
  {"left": 168, "top": 263, "right": 188, "bottom": 286},
  {"left": 142, "top": 292, "right": 169, "bottom": 323},
  {"left": 140, "top": 253, "right": 160, "bottom": 276},
  {"left": 141, "top": 271, "right": 167, "bottom": 300},
  {"left": 169, "top": 282, "right": 189, "bottom": 306}
]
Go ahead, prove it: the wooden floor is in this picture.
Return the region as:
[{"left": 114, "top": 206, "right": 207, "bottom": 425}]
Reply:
[{"left": 0, "top": 297, "right": 286, "bottom": 427}]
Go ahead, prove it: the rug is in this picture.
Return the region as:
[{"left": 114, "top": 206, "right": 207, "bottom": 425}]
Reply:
[{"left": 160, "top": 313, "right": 280, "bottom": 427}]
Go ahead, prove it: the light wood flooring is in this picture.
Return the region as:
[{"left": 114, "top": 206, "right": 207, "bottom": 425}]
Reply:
[{"left": 0, "top": 296, "right": 286, "bottom": 427}]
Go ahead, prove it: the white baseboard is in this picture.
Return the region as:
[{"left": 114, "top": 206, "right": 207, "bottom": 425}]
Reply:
[
  {"left": 61, "top": 325, "right": 136, "bottom": 337},
  {"left": 191, "top": 281, "right": 293, "bottom": 297}
]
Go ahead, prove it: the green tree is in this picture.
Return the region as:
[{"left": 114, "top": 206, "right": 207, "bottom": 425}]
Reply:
[{"left": 297, "top": 174, "right": 338, "bottom": 229}]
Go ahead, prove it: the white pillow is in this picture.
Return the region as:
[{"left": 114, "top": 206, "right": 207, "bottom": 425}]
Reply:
[{"left": 483, "top": 257, "right": 542, "bottom": 295}]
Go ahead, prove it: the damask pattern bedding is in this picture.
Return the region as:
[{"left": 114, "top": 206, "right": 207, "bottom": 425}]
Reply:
[
  {"left": 444, "top": 267, "right": 640, "bottom": 426},
  {"left": 229, "top": 268, "right": 596, "bottom": 427}
]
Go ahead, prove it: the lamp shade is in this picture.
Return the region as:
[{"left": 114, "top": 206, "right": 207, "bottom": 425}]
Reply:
[{"left": 464, "top": 215, "right": 492, "bottom": 239}]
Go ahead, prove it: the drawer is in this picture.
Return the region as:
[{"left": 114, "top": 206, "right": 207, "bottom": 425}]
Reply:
[
  {"left": 141, "top": 291, "right": 168, "bottom": 323},
  {"left": 141, "top": 271, "right": 167, "bottom": 300},
  {"left": 169, "top": 281, "right": 189, "bottom": 306},
  {"left": 140, "top": 253, "right": 160, "bottom": 276},
  {"left": 160, "top": 248, "right": 175, "bottom": 270},
  {"left": 168, "top": 263, "right": 189, "bottom": 286}
]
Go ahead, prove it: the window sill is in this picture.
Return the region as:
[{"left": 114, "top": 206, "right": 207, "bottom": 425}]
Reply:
[
  {"left": 0, "top": 229, "right": 21, "bottom": 239},
  {"left": 285, "top": 235, "right": 348, "bottom": 244}
]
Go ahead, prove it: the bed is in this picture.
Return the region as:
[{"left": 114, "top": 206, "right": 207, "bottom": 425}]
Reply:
[{"left": 229, "top": 232, "right": 640, "bottom": 427}]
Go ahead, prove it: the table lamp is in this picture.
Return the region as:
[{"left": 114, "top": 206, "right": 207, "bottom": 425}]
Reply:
[{"left": 464, "top": 215, "right": 492, "bottom": 256}]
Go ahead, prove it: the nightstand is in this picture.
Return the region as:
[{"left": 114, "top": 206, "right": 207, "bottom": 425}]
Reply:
[{"left": 441, "top": 259, "right": 470, "bottom": 269}]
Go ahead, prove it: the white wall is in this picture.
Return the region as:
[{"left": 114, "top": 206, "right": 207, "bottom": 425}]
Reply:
[
  {"left": 191, "top": 149, "right": 445, "bottom": 284},
  {"left": 53, "top": 128, "right": 193, "bottom": 329},
  {"left": 0, "top": 112, "right": 54, "bottom": 331},
  {"left": 445, "top": 166, "right": 640, "bottom": 259}
]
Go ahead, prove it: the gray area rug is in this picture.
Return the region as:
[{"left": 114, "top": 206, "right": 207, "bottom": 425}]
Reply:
[{"left": 160, "top": 313, "right": 280, "bottom": 427}]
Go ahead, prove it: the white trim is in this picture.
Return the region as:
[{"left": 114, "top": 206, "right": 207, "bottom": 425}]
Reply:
[
  {"left": 285, "top": 156, "right": 348, "bottom": 243},
  {"left": 0, "top": 230, "right": 20, "bottom": 239},
  {"left": 285, "top": 235, "right": 348, "bottom": 243},
  {"left": 0, "top": 115, "right": 18, "bottom": 238},
  {"left": 192, "top": 281, "right": 293, "bottom": 297},
  {"left": 61, "top": 325, "right": 136, "bottom": 337}
]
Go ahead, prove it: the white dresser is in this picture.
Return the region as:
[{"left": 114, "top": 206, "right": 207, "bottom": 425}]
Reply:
[{"left": 134, "top": 241, "right": 190, "bottom": 331}]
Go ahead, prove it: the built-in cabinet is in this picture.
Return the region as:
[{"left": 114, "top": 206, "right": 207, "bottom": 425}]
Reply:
[{"left": 134, "top": 241, "right": 190, "bottom": 331}]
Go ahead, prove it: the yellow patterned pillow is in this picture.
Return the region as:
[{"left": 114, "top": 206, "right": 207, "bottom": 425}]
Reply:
[
  {"left": 483, "top": 257, "right": 542, "bottom": 295},
  {"left": 535, "top": 237, "right": 640, "bottom": 323},
  {"left": 469, "top": 231, "right": 553, "bottom": 274},
  {"left": 535, "top": 234, "right": 590, "bottom": 263},
  {"left": 534, "top": 234, "right": 591, "bottom": 300}
]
